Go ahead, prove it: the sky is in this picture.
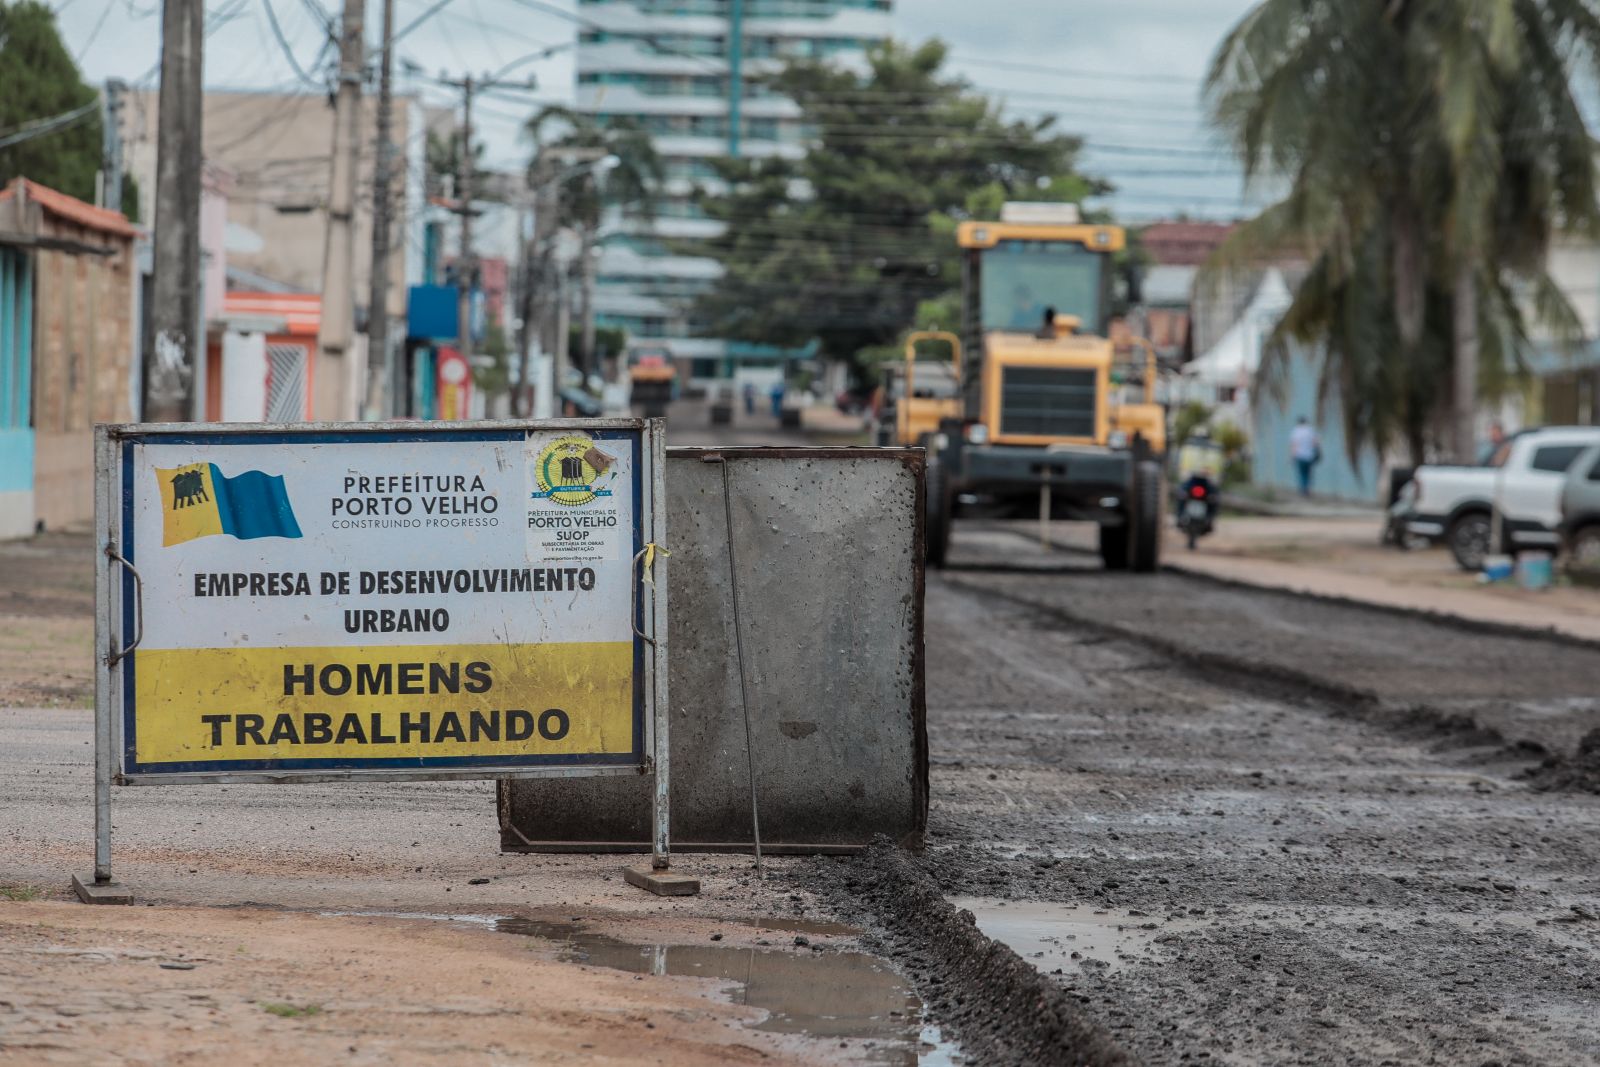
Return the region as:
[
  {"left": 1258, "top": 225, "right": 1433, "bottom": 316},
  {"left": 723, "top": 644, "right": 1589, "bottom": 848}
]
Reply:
[{"left": 54, "top": 0, "right": 1262, "bottom": 220}]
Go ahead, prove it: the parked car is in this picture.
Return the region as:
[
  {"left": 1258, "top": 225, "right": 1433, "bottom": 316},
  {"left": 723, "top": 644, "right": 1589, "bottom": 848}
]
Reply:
[
  {"left": 1395, "top": 426, "right": 1600, "bottom": 571},
  {"left": 1559, "top": 441, "right": 1600, "bottom": 574}
]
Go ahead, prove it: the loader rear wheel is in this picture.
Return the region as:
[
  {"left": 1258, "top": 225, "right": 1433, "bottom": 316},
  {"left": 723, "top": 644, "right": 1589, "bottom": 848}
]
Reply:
[{"left": 1131, "top": 459, "right": 1162, "bottom": 573}]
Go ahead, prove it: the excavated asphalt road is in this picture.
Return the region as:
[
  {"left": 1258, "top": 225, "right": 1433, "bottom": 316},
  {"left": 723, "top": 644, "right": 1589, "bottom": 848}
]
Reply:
[{"left": 806, "top": 525, "right": 1600, "bottom": 1067}]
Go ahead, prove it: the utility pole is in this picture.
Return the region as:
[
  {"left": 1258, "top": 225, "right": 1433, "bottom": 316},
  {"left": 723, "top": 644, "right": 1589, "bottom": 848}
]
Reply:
[
  {"left": 361, "top": 0, "right": 396, "bottom": 420},
  {"left": 436, "top": 62, "right": 541, "bottom": 413},
  {"left": 450, "top": 75, "right": 478, "bottom": 376},
  {"left": 578, "top": 230, "right": 597, "bottom": 382},
  {"left": 535, "top": 170, "right": 563, "bottom": 397},
  {"left": 513, "top": 200, "right": 538, "bottom": 417},
  {"left": 315, "top": 0, "right": 365, "bottom": 421},
  {"left": 101, "top": 78, "right": 126, "bottom": 216},
  {"left": 554, "top": 257, "right": 571, "bottom": 403},
  {"left": 144, "top": 0, "right": 203, "bottom": 422},
  {"left": 517, "top": 155, "right": 556, "bottom": 418},
  {"left": 521, "top": 148, "right": 611, "bottom": 410}
]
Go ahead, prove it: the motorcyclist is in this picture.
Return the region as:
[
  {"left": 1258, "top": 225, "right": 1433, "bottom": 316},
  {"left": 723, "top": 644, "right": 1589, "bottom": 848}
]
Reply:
[{"left": 1176, "top": 467, "right": 1219, "bottom": 525}]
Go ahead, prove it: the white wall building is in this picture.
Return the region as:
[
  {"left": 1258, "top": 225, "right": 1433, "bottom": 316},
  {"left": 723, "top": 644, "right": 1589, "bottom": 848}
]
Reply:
[{"left": 575, "top": 0, "right": 892, "bottom": 378}]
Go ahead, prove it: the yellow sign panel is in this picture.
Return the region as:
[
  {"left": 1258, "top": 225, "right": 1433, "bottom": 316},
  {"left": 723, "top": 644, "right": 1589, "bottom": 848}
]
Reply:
[{"left": 131, "top": 642, "right": 634, "bottom": 765}]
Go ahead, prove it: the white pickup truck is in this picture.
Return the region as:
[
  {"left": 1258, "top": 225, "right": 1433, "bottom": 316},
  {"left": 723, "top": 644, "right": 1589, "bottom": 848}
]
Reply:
[{"left": 1394, "top": 426, "right": 1600, "bottom": 571}]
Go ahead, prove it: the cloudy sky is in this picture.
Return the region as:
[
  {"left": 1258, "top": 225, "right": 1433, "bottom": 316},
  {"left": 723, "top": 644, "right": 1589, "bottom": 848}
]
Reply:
[{"left": 56, "top": 0, "right": 1260, "bottom": 219}]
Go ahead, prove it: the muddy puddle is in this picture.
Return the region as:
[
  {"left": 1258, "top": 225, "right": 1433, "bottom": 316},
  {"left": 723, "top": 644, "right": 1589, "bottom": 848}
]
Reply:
[
  {"left": 951, "top": 897, "right": 1202, "bottom": 975},
  {"left": 497, "top": 917, "right": 961, "bottom": 1064}
]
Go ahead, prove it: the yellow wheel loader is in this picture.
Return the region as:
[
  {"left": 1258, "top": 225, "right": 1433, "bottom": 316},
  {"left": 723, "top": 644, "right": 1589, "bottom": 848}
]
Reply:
[
  {"left": 876, "top": 331, "right": 962, "bottom": 447},
  {"left": 924, "top": 203, "right": 1166, "bottom": 571}
]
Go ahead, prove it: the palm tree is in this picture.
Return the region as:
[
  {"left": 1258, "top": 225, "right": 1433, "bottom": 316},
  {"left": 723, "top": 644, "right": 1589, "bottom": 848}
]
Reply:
[{"left": 1206, "top": 0, "right": 1600, "bottom": 463}]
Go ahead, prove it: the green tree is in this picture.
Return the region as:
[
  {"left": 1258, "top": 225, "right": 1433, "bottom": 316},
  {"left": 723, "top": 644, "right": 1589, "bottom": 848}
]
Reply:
[
  {"left": 1206, "top": 0, "right": 1600, "bottom": 463},
  {"left": 0, "top": 0, "right": 136, "bottom": 217},
  {"left": 474, "top": 322, "right": 512, "bottom": 398},
  {"left": 1172, "top": 400, "right": 1213, "bottom": 450},
  {"left": 692, "top": 39, "right": 1107, "bottom": 374},
  {"left": 568, "top": 323, "right": 628, "bottom": 365}
]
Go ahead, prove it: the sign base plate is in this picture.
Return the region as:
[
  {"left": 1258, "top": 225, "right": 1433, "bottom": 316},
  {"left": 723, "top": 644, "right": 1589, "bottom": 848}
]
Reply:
[
  {"left": 623, "top": 866, "right": 700, "bottom": 897},
  {"left": 72, "top": 874, "right": 133, "bottom": 905}
]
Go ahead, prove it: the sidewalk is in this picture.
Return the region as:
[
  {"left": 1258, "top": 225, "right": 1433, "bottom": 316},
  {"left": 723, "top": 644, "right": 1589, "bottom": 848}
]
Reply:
[
  {"left": 664, "top": 397, "right": 866, "bottom": 447},
  {"left": 1166, "top": 515, "right": 1600, "bottom": 643},
  {"left": 1219, "top": 487, "right": 1382, "bottom": 519}
]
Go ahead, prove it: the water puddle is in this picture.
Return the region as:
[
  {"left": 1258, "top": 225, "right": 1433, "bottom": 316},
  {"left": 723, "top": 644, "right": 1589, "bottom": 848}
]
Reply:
[
  {"left": 498, "top": 917, "right": 961, "bottom": 1064},
  {"left": 322, "top": 910, "right": 500, "bottom": 926},
  {"left": 950, "top": 898, "right": 1199, "bottom": 975}
]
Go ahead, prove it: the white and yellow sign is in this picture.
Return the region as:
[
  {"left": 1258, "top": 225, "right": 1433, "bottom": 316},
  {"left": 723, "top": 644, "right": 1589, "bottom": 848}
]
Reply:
[{"left": 115, "top": 426, "right": 646, "bottom": 778}]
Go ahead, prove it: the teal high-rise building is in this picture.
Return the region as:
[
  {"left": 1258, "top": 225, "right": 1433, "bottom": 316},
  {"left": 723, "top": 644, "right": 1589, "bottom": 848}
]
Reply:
[{"left": 576, "top": 0, "right": 893, "bottom": 380}]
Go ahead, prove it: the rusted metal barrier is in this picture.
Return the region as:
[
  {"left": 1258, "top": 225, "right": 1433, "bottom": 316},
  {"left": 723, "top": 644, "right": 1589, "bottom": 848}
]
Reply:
[{"left": 499, "top": 445, "right": 927, "bottom": 853}]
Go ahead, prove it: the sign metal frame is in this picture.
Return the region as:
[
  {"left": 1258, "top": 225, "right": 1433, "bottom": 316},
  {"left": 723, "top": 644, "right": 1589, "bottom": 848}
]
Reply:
[{"left": 83, "top": 418, "right": 671, "bottom": 893}]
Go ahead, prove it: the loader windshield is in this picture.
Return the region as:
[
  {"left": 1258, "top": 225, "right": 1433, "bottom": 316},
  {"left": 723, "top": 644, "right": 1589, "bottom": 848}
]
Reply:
[{"left": 981, "top": 239, "right": 1105, "bottom": 334}]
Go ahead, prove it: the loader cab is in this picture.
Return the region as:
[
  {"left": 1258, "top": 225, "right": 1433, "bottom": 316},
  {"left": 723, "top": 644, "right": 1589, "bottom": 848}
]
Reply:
[
  {"left": 955, "top": 205, "right": 1162, "bottom": 452},
  {"left": 972, "top": 231, "right": 1111, "bottom": 338}
]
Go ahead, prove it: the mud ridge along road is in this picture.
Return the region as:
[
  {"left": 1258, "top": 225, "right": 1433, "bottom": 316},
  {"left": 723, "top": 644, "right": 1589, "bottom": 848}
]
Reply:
[{"left": 801, "top": 524, "right": 1600, "bottom": 1067}]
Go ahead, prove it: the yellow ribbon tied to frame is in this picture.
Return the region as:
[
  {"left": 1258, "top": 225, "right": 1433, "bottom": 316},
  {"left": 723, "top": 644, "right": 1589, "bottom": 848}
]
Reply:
[{"left": 641, "top": 542, "right": 670, "bottom": 587}]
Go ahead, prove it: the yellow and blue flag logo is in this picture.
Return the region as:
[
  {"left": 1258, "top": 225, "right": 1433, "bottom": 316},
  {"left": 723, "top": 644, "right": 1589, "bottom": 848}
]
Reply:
[{"left": 157, "top": 463, "right": 303, "bottom": 547}]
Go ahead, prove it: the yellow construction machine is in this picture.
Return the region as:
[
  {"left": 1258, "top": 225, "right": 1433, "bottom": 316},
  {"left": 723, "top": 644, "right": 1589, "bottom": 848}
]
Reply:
[
  {"left": 923, "top": 203, "right": 1166, "bottom": 571},
  {"left": 876, "top": 331, "right": 963, "bottom": 447}
]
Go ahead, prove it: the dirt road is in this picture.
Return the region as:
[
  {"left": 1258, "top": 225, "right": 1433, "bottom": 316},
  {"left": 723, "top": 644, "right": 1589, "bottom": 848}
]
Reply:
[
  {"left": 9, "top": 517, "right": 1600, "bottom": 1065},
  {"left": 808, "top": 525, "right": 1600, "bottom": 1065}
]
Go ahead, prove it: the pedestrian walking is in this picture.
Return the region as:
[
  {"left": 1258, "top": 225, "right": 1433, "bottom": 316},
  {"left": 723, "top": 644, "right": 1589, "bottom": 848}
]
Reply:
[
  {"left": 742, "top": 381, "right": 756, "bottom": 416},
  {"left": 1289, "top": 416, "right": 1320, "bottom": 497},
  {"left": 1479, "top": 419, "right": 1507, "bottom": 465}
]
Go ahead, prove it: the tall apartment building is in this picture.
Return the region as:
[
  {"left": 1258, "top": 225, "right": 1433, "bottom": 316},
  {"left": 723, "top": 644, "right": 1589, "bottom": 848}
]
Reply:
[{"left": 575, "top": 0, "right": 893, "bottom": 379}]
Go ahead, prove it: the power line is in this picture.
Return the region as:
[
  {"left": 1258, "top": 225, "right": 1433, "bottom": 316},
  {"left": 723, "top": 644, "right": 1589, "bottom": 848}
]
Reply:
[
  {"left": 75, "top": 0, "right": 118, "bottom": 60},
  {"left": 466, "top": 0, "right": 504, "bottom": 66},
  {"left": 496, "top": 0, "right": 728, "bottom": 76},
  {"left": 0, "top": 100, "right": 99, "bottom": 150},
  {"left": 294, "top": 0, "right": 336, "bottom": 41},
  {"left": 261, "top": 0, "right": 326, "bottom": 88},
  {"left": 950, "top": 52, "right": 1205, "bottom": 87},
  {"left": 393, "top": 0, "right": 457, "bottom": 45},
  {"left": 747, "top": 83, "right": 1205, "bottom": 112}
]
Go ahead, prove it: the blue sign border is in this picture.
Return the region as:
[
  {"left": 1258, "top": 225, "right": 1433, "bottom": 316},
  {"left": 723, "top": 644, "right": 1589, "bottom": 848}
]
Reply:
[{"left": 117, "top": 427, "right": 646, "bottom": 777}]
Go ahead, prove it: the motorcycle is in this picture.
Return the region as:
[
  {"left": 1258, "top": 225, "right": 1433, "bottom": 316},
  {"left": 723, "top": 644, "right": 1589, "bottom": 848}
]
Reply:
[{"left": 1177, "top": 476, "right": 1216, "bottom": 550}]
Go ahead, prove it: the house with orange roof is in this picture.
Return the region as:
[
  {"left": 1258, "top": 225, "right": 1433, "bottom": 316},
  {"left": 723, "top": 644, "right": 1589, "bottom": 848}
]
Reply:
[
  {"left": 0, "top": 178, "right": 140, "bottom": 537},
  {"left": 204, "top": 291, "right": 319, "bottom": 422}
]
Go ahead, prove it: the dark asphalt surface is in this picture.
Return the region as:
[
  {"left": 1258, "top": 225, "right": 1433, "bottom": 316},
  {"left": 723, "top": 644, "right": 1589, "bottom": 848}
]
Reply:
[{"left": 833, "top": 523, "right": 1600, "bottom": 1066}]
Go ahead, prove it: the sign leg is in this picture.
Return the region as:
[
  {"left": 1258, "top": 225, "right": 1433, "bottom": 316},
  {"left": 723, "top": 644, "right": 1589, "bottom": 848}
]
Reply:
[
  {"left": 95, "top": 695, "right": 112, "bottom": 885},
  {"left": 626, "top": 418, "right": 698, "bottom": 898},
  {"left": 77, "top": 457, "right": 131, "bottom": 905},
  {"left": 73, "top": 707, "right": 129, "bottom": 903}
]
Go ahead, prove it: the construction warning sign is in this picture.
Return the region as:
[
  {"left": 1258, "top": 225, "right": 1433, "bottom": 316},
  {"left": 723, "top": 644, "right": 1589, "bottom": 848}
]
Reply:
[{"left": 104, "top": 423, "right": 657, "bottom": 781}]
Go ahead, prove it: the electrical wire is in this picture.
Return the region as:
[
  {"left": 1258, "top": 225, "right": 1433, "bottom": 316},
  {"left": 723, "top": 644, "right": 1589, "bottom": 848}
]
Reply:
[
  {"left": 261, "top": 0, "right": 326, "bottom": 88},
  {"left": 75, "top": 0, "right": 118, "bottom": 61},
  {"left": 294, "top": 0, "right": 337, "bottom": 42},
  {"left": 950, "top": 52, "right": 1205, "bottom": 87},
  {"left": 0, "top": 100, "right": 99, "bottom": 150}
]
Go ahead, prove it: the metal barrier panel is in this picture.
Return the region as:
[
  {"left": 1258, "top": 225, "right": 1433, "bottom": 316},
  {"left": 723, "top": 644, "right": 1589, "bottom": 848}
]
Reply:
[{"left": 500, "top": 446, "right": 927, "bottom": 853}]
